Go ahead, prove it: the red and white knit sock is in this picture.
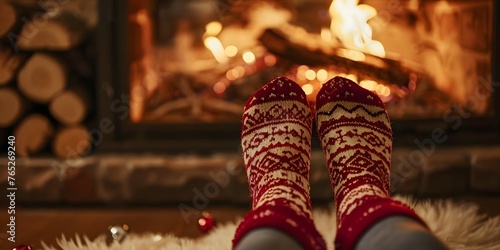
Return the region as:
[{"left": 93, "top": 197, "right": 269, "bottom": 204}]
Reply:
[
  {"left": 316, "top": 76, "right": 427, "bottom": 250},
  {"left": 232, "top": 76, "right": 326, "bottom": 250}
]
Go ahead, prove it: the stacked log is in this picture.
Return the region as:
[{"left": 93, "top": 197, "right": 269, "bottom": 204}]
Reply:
[{"left": 0, "top": 0, "right": 95, "bottom": 159}]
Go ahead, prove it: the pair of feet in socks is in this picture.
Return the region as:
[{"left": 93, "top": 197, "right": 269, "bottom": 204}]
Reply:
[{"left": 232, "top": 76, "right": 427, "bottom": 250}]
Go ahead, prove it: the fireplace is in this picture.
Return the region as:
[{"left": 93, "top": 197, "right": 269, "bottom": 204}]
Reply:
[
  {"left": 2, "top": 0, "right": 500, "bottom": 214},
  {"left": 97, "top": 0, "right": 500, "bottom": 153}
]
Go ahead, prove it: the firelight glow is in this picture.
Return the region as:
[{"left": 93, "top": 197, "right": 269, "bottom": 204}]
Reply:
[
  {"left": 316, "top": 69, "right": 329, "bottom": 82},
  {"left": 264, "top": 54, "right": 277, "bottom": 66},
  {"left": 338, "top": 49, "right": 366, "bottom": 61},
  {"left": 359, "top": 80, "right": 378, "bottom": 91},
  {"left": 204, "top": 36, "right": 228, "bottom": 64},
  {"left": 329, "top": 0, "right": 385, "bottom": 57},
  {"left": 204, "top": 21, "right": 222, "bottom": 36},
  {"left": 242, "top": 51, "right": 256, "bottom": 64},
  {"left": 305, "top": 70, "right": 316, "bottom": 81},
  {"left": 226, "top": 68, "right": 240, "bottom": 80},
  {"left": 302, "top": 84, "right": 314, "bottom": 95},
  {"left": 213, "top": 81, "right": 227, "bottom": 94},
  {"left": 224, "top": 45, "right": 238, "bottom": 57},
  {"left": 345, "top": 74, "right": 358, "bottom": 83},
  {"left": 359, "top": 80, "right": 391, "bottom": 97},
  {"left": 375, "top": 84, "right": 391, "bottom": 96},
  {"left": 320, "top": 28, "right": 332, "bottom": 42},
  {"left": 234, "top": 66, "right": 245, "bottom": 77}
]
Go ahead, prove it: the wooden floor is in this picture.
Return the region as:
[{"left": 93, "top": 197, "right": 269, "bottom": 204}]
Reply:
[
  {"left": 2, "top": 194, "right": 500, "bottom": 249},
  {"left": 1, "top": 204, "right": 250, "bottom": 249}
]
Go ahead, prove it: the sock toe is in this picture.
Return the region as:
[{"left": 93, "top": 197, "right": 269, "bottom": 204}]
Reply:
[
  {"left": 245, "top": 76, "right": 308, "bottom": 109},
  {"left": 316, "top": 76, "right": 385, "bottom": 111},
  {"left": 242, "top": 76, "right": 312, "bottom": 134}
]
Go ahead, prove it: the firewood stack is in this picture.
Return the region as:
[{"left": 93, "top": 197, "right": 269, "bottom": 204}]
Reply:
[{"left": 0, "top": 0, "right": 97, "bottom": 158}]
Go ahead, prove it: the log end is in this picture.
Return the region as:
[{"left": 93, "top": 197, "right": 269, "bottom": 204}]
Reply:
[
  {"left": 53, "top": 126, "right": 91, "bottom": 159},
  {"left": 17, "top": 23, "right": 73, "bottom": 51},
  {"left": 49, "top": 91, "right": 88, "bottom": 125},
  {"left": 18, "top": 53, "right": 67, "bottom": 103},
  {"left": 14, "top": 114, "right": 54, "bottom": 157},
  {"left": 0, "top": 2, "right": 16, "bottom": 37},
  {"left": 0, "top": 89, "right": 23, "bottom": 127}
]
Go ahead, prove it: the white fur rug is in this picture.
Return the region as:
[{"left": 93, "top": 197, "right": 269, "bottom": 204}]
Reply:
[{"left": 42, "top": 197, "right": 500, "bottom": 250}]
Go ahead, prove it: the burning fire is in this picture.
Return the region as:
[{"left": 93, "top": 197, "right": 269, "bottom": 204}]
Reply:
[
  {"left": 203, "top": 21, "right": 229, "bottom": 64},
  {"left": 201, "top": 1, "right": 392, "bottom": 100},
  {"left": 329, "top": 0, "right": 385, "bottom": 57}
]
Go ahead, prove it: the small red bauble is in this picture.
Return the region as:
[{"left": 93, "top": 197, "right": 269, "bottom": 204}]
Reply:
[
  {"left": 13, "top": 245, "right": 32, "bottom": 250},
  {"left": 198, "top": 211, "right": 215, "bottom": 232}
]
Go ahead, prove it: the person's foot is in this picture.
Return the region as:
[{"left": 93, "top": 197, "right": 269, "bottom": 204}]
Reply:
[
  {"left": 316, "top": 76, "right": 426, "bottom": 250},
  {"left": 233, "top": 76, "right": 326, "bottom": 250}
]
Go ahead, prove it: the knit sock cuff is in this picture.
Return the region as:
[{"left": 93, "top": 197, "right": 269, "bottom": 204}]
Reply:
[
  {"left": 233, "top": 202, "right": 326, "bottom": 250},
  {"left": 335, "top": 197, "right": 427, "bottom": 250}
]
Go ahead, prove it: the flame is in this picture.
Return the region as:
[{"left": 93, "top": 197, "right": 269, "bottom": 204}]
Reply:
[
  {"left": 329, "top": 0, "right": 385, "bottom": 57},
  {"left": 320, "top": 28, "right": 332, "bottom": 42},
  {"left": 204, "top": 36, "right": 228, "bottom": 64}
]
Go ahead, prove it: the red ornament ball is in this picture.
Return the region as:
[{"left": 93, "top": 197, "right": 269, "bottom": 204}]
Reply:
[
  {"left": 13, "top": 245, "right": 32, "bottom": 250},
  {"left": 198, "top": 211, "right": 216, "bottom": 232}
]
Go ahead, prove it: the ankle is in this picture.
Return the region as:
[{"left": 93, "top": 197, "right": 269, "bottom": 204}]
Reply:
[{"left": 356, "top": 216, "right": 447, "bottom": 250}]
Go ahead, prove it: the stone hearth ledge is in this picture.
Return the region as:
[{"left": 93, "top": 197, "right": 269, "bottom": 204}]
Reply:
[{"left": 0, "top": 146, "right": 499, "bottom": 205}]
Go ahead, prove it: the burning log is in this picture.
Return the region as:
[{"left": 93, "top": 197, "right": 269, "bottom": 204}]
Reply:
[{"left": 259, "top": 27, "right": 422, "bottom": 86}]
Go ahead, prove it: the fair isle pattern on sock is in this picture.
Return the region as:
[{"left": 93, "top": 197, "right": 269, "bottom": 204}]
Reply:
[
  {"left": 233, "top": 76, "right": 326, "bottom": 250},
  {"left": 316, "top": 76, "right": 426, "bottom": 250}
]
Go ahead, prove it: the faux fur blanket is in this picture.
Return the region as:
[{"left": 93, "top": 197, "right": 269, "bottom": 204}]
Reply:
[{"left": 42, "top": 197, "right": 500, "bottom": 250}]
